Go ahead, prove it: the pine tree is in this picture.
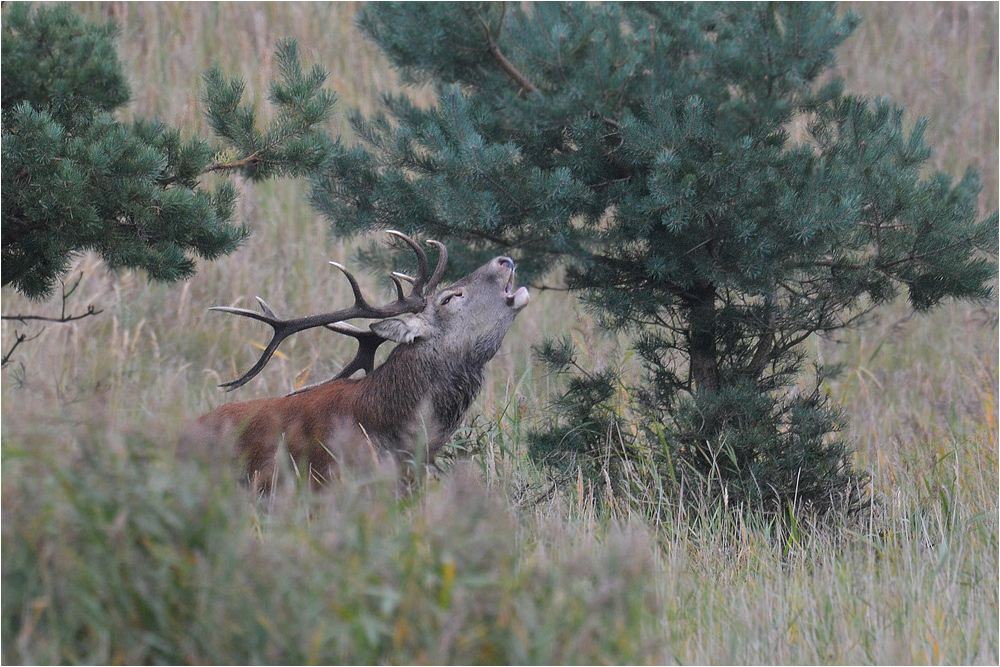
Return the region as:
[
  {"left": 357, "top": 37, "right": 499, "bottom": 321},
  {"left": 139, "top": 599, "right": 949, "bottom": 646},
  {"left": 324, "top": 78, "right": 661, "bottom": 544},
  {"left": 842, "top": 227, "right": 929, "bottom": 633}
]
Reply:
[
  {"left": 2, "top": 3, "right": 337, "bottom": 300},
  {"left": 308, "top": 2, "right": 997, "bottom": 514}
]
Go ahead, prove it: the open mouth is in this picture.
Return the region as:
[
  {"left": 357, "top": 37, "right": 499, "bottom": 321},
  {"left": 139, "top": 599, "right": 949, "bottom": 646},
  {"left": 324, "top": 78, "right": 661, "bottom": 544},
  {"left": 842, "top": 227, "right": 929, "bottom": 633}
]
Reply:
[{"left": 504, "top": 271, "right": 530, "bottom": 311}]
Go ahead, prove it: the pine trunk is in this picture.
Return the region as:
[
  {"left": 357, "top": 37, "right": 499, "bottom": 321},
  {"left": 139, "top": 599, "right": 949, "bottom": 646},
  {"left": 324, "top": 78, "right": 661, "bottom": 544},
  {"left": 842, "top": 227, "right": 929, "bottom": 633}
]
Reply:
[{"left": 687, "top": 281, "right": 719, "bottom": 396}]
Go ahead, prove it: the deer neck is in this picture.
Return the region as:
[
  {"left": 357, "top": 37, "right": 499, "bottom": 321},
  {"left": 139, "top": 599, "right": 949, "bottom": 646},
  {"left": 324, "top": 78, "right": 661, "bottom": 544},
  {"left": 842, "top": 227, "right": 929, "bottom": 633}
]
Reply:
[{"left": 355, "top": 336, "right": 500, "bottom": 451}]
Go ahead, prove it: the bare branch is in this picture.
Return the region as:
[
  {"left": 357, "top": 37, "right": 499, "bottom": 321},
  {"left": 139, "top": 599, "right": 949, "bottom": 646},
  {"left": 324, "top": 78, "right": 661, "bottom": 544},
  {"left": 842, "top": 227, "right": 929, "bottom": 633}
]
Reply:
[
  {"left": 1, "top": 304, "right": 102, "bottom": 324},
  {"left": 2, "top": 273, "right": 103, "bottom": 366},
  {"left": 1, "top": 329, "right": 42, "bottom": 368}
]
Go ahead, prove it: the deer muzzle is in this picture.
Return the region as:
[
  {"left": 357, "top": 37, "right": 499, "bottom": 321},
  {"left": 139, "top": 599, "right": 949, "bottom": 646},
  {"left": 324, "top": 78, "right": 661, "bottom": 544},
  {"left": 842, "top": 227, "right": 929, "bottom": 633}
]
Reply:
[{"left": 500, "top": 258, "right": 530, "bottom": 311}]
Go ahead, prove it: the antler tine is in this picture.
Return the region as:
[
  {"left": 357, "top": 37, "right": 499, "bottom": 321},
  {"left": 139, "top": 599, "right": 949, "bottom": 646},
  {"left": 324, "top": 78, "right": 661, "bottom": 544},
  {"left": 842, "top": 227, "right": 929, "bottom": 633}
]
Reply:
[
  {"left": 384, "top": 231, "right": 448, "bottom": 296},
  {"left": 390, "top": 274, "right": 408, "bottom": 300},
  {"left": 386, "top": 230, "right": 430, "bottom": 294},
  {"left": 324, "top": 322, "right": 388, "bottom": 380},
  {"left": 208, "top": 296, "right": 276, "bottom": 324},
  {"left": 285, "top": 323, "right": 389, "bottom": 397},
  {"left": 218, "top": 333, "right": 287, "bottom": 391},
  {"left": 392, "top": 271, "right": 415, "bottom": 284},
  {"left": 424, "top": 239, "right": 448, "bottom": 294},
  {"left": 211, "top": 296, "right": 292, "bottom": 391},
  {"left": 329, "top": 261, "right": 375, "bottom": 310}
]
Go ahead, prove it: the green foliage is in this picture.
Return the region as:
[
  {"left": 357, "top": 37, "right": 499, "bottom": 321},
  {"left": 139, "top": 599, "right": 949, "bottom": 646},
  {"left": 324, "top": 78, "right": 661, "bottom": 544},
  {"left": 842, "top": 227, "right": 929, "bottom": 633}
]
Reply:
[
  {"left": 664, "top": 371, "right": 864, "bottom": 512},
  {"left": 1, "top": 4, "right": 337, "bottom": 299},
  {"left": 2, "top": 437, "right": 663, "bottom": 664},
  {"left": 1, "top": 4, "right": 239, "bottom": 298},
  {"left": 0, "top": 3, "right": 129, "bottom": 124},
  {"left": 528, "top": 336, "right": 637, "bottom": 489},
  {"left": 308, "top": 1, "right": 998, "bottom": 515},
  {"left": 201, "top": 39, "right": 339, "bottom": 182}
]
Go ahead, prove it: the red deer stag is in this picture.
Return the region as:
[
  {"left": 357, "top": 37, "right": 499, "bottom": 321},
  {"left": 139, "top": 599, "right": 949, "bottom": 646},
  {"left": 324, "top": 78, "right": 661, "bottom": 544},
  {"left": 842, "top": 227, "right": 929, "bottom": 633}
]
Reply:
[{"left": 181, "top": 231, "right": 530, "bottom": 493}]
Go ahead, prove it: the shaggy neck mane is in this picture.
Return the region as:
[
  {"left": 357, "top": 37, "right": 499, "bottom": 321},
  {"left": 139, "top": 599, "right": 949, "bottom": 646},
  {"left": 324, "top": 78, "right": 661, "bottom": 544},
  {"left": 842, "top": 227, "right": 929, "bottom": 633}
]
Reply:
[{"left": 354, "top": 339, "right": 492, "bottom": 439}]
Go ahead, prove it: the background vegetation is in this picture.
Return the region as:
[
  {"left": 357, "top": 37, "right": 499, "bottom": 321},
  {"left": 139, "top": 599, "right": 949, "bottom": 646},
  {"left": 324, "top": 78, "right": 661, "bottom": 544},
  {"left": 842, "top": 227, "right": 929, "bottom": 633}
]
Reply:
[{"left": 2, "top": 2, "right": 997, "bottom": 664}]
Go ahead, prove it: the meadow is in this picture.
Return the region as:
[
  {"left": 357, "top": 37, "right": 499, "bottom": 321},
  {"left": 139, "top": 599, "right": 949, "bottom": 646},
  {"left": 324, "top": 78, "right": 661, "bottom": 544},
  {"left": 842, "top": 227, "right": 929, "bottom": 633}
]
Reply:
[{"left": 2, "top": 2, "right": 997, "bottom": 663}]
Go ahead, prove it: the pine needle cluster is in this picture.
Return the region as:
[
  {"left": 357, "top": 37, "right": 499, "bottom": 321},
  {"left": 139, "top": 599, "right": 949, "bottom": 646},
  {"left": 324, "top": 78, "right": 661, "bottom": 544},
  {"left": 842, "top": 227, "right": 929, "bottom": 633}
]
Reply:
[{"left": 2, "top": 4, "right": 337, "bottom": 299}]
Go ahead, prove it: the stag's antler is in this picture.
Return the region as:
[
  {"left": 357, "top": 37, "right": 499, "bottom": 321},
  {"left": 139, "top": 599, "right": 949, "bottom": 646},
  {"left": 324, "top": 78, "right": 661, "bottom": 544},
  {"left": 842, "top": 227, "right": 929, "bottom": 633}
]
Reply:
[{"left": 212, "top": 231, "right": 448, "bottom": 391}]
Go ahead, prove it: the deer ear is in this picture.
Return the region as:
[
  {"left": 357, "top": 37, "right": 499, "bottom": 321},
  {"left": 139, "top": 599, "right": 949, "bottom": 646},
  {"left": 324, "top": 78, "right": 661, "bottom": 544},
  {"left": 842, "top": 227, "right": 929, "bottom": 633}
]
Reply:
[{"left": 370, "top": 316, "right": 429, "bottom": 344}]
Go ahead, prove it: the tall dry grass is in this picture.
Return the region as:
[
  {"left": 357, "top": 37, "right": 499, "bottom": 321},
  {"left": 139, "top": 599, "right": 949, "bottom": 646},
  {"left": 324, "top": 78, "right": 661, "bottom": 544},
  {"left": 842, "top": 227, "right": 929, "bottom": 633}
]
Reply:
[{"left": 2, "top": 3, "right": 997, "bottom": 664}]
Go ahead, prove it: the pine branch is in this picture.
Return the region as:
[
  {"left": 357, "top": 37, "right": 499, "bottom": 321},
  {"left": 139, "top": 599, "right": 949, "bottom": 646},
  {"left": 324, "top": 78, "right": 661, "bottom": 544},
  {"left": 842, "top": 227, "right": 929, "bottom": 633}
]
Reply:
[
  {"left": 812, "top": 233, "right": 991, "bottom": 273},
  {"left": 746, "top": 294, "right": 777, "bottom": 380},
  {"left": 1, "top": 215, "right": 47, "bottom": 251},
  {"left": 205, "top": 151, "right": 263, "bottom": 173},
  {"left": 488, "top": 43, "right": 538, "bottom": 94},
  {"left": 478, "top": 4, "right": 539, "bottom": 95},
  {"left": 1, "top": 306, "right": 102, "bottom": 324}
]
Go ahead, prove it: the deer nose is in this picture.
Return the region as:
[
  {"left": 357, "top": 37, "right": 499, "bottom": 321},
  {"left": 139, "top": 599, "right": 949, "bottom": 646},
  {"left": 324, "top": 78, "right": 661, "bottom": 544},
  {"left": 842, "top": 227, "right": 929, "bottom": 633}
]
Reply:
[{"left": 497, "top": 257, "right": 515, "bottom": 270}]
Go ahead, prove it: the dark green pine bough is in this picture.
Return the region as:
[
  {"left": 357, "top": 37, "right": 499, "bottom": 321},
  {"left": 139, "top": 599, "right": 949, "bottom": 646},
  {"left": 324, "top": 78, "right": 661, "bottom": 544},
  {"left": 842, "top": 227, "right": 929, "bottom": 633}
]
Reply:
[
  {"left": 308, "top": 2, "right": 998, "bottom": 514},
  {"left": 2, "top": 4, "right": 336, "bottom": 300}
]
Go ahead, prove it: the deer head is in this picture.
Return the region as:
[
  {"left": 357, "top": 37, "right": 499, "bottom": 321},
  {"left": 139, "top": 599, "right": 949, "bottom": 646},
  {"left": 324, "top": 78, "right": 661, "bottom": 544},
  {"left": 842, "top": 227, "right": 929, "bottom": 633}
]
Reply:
[
  {"left": 211, "top": 231, "right": 529, "bottom": 391},
  {"left": 371, "top": 255, "right": 530, "bottom": 353}
]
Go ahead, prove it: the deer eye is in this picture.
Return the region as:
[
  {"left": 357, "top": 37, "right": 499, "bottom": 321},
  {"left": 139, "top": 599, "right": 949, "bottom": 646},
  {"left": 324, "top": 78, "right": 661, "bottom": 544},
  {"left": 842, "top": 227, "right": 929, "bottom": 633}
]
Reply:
[{"left": 440, "top": 290, "right": 462, "bottom": 306}]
